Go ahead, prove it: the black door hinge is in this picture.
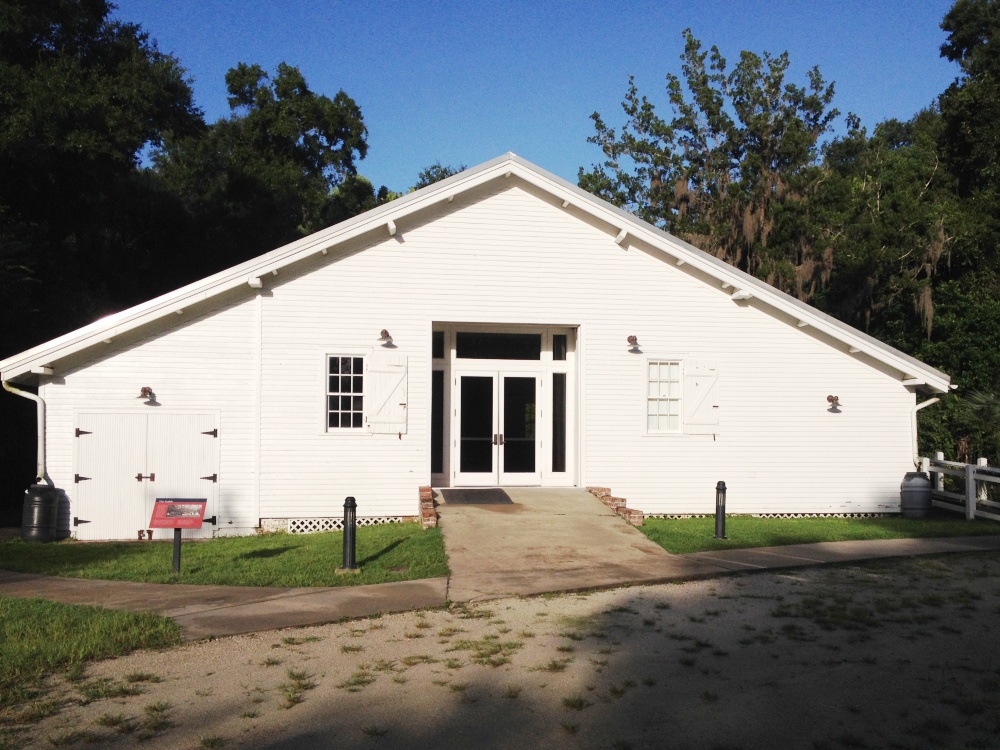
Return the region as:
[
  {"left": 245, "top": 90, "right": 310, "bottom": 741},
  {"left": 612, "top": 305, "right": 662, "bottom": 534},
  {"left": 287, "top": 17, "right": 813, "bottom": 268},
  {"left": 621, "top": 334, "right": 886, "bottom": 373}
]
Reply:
[
  {"left": 200, "top": 473, "right": 218, "bottom": 483},
  {"left": 75, "top": 428, "right": 92, "bottom": 437},
  {"left": 136, "top": 473, "right": 155, "bottom": 482},
  {"left": 74, "top": 474, "right": 91, "bottom": 483},
  {"left": 201, "top": 429, "right": 218, "bottom": 437}
]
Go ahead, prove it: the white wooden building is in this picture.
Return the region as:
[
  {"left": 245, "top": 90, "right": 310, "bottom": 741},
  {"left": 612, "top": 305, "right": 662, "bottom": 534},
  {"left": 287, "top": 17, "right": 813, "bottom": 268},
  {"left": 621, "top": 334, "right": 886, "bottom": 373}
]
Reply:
[{"left": 0, "top": 154, "right": 950, "bottom": 540}]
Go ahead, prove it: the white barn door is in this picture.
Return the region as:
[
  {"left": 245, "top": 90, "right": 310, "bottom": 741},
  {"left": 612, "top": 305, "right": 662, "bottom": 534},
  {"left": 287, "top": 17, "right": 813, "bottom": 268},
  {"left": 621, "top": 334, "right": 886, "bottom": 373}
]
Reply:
[
  {"left": 75, "top": 413, "right": 146, "bottom": 541},
  {"left": 146, "top": 413, "right": 219, "bottom": 540},
  {"left": 74, "top": 412, "right": 219, "bottom": 540}
]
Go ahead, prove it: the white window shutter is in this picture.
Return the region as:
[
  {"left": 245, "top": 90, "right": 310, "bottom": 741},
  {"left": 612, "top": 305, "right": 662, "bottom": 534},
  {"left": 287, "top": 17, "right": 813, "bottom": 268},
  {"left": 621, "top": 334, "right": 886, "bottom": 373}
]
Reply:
[
  {"left": 683, "top": 362, "right": 720, "bottom": 434},
  {"left": 366, "top": 353, "right": 408, "bottom": 434}
]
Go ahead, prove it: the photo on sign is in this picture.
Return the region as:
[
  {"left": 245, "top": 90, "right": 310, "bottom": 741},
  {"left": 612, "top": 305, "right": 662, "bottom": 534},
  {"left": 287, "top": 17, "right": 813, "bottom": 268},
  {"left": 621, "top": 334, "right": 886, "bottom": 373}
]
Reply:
[{"left": 165, "top": 504, "right": 204, "bottom": 518}]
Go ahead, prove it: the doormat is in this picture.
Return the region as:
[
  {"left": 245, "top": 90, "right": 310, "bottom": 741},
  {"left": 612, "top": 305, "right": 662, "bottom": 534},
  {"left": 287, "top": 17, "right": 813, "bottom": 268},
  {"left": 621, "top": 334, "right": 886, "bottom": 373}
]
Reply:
[{"left": 440, "top": 488, "right": 514, "bottom": 505}]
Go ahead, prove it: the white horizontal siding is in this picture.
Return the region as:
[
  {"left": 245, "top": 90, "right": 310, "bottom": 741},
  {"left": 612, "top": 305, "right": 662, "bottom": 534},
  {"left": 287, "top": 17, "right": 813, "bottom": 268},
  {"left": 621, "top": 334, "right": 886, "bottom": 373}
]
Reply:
[
  {"left": 42, "top": 298, "right": 258, "bottom": 535},
  {"left": 257, "top": 183, "right": 916, "bottom": 516},
  {"left": 40, "top": 181, "right": 922, "bottom": 537}
]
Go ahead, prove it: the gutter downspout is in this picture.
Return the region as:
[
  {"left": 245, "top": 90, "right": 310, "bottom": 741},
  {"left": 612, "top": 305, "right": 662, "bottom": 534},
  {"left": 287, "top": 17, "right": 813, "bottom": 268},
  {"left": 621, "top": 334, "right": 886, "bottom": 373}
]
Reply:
[
  {"left": 2, "top": 379, "right": 50, "bottom": 485},
  {"left": 911, "top": 397, "right": 941, "bottom": 469}
]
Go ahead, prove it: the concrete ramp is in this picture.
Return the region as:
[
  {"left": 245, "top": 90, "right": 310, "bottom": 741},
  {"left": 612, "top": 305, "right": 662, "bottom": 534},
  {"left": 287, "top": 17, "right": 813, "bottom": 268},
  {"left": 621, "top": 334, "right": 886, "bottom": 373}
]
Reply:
[{"left": 437, "top": 488, "right": 722, "bottom": 602}]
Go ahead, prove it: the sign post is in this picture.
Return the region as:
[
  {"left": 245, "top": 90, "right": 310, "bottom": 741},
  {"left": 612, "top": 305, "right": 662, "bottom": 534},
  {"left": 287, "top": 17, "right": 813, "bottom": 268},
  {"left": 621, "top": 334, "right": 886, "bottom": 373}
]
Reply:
[{"left": 149, "top": 499, "right": 209, "bottom": 574}]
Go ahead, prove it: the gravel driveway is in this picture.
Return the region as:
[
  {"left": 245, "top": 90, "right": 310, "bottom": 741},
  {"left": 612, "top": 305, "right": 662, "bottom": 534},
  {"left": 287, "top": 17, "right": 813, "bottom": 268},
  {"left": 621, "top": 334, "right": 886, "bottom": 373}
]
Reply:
[{"left": 11, "top": 551, "right": 1000, "bottom": 750}]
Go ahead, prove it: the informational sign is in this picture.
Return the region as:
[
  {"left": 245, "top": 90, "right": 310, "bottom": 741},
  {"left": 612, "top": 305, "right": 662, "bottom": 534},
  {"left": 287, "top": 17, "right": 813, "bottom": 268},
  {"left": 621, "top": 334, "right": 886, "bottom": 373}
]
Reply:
[{"left": 149, "top": 498, "right": 207, "bottom": 529}]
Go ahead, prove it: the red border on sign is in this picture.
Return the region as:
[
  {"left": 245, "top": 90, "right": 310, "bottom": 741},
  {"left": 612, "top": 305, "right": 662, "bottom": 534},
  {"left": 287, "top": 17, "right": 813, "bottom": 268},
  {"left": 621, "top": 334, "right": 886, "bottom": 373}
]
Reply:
[{"left": 149, "top": 498, "right": 207, "bottom": 529}]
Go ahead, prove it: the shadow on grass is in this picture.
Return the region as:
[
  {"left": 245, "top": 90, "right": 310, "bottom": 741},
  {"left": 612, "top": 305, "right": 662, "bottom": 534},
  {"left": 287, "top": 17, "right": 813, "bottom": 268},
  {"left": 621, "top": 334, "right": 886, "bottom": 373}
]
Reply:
[
  {"left": 357, "top": 539, "right": 405, "bottom": 566},
  {"left": 238, "top": 546, "right": 295, "bottom": 560}
]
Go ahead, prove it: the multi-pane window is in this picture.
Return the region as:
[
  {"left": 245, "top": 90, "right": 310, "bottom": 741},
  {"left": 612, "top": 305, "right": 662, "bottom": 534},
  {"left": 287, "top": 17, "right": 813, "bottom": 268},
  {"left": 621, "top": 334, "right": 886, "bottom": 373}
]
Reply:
[
  {"left": 328, "top": 356, "right": 364, "bottom": 429},
  {"left": 647, "top": 361, "right": 681, "bottom": 432}
]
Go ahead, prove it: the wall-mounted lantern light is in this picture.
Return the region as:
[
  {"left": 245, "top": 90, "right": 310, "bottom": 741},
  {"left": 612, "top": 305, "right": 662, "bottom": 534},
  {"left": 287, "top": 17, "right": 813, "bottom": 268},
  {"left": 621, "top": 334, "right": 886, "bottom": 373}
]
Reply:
[
  {"left": 827, "top": 394, "right": 841, "bottom": 413},
  {"left": 627, "top": 335, "right": 640, "bottom": 353},
  {"left": 137, "top": 387, "right": 159, "bottom": 406},
  {"left": 379, "top": 329, "right": 393, "bottom": 346}
]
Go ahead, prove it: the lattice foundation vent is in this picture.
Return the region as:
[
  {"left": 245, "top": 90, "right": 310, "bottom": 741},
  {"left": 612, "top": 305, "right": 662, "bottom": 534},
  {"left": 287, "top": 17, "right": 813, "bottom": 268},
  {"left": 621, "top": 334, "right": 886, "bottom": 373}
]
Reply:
[{"left": 261, "top": 517, "right": 410, "bottom": 534}]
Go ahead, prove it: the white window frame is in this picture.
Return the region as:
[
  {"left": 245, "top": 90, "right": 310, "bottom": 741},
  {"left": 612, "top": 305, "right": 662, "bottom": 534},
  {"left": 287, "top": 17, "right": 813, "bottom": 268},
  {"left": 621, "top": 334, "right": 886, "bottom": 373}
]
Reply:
[
  {"left": 325, "top": 354, "right": 365, "bottom": 431},
  {"left": 645, "top": 359, "right": 683, "bottom": 435}
]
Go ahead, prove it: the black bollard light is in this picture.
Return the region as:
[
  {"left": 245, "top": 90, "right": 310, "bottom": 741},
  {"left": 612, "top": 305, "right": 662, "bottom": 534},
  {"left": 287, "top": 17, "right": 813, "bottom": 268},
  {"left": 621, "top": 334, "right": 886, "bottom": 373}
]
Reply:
[
  {"left": 714, "top": 481, "right": 727, "bottom": 539},
  {"left": 338, "top": 496, "right": 360, "bottom": 574}
]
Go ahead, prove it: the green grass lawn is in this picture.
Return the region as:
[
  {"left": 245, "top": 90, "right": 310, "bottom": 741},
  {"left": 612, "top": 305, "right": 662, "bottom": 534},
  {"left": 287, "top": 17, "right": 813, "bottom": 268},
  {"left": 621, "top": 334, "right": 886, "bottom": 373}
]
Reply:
[
  {"left": 0, "top": 597, "right": 182, "bottom": 714},
  {"left": 0, "top": 523, "right": 449, "bottom": 587},
  {"left": 641, "top": 511, "right": 1000, "bottom": 554}
]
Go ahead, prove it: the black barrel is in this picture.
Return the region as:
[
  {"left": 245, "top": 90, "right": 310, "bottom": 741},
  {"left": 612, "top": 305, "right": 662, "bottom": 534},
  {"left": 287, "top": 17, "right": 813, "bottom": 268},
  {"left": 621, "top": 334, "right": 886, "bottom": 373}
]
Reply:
[
  {"left": 21, "top": 484, "right": 59, "bottom": 542},
  {"left": 54, "top": 489, "right": 71, "bottom": 540}
]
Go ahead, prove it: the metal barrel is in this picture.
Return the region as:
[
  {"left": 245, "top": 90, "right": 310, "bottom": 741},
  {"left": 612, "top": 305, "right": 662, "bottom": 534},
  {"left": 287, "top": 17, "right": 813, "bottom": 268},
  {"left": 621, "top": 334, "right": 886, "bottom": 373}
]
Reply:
[{"left": 900, "top": 472, "right": 932, "bottom": 519}]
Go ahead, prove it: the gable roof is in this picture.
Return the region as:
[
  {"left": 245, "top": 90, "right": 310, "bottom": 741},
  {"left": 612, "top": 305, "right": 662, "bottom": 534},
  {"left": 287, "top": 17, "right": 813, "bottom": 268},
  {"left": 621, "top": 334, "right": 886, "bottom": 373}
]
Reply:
[{"left": 0, "top": 153, "right": 950, "bottom": 393}]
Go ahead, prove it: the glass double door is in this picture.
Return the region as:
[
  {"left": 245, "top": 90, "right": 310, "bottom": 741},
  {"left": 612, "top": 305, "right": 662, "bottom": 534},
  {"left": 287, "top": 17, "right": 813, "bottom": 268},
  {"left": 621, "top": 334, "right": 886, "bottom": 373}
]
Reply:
[{"left": 456, "top": 372, "right": 540, "bottom": 486}]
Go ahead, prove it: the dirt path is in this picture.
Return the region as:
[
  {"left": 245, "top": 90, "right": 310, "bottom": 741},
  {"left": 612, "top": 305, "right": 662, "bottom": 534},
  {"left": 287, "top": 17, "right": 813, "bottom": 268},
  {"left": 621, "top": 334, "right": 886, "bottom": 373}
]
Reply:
[{"left": 8, "top": 551, "right": 1000, "bottom": 750}]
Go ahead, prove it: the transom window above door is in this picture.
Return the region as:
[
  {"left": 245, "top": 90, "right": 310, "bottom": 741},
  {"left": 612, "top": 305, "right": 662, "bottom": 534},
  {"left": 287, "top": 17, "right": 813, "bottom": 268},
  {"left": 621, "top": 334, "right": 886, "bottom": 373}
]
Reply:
[{"left": 455, "top": 332, "right": 541, "bottom": 360}]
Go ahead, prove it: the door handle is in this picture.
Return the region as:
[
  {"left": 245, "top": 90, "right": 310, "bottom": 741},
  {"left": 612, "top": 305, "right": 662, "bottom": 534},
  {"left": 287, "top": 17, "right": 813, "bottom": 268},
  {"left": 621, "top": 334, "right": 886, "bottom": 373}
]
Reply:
[
  {"left": 492, "top": 434, "right": 498, "bottom": 445},
  {"left": 498, "top": 434, "right": 505, "bottom": 446}
]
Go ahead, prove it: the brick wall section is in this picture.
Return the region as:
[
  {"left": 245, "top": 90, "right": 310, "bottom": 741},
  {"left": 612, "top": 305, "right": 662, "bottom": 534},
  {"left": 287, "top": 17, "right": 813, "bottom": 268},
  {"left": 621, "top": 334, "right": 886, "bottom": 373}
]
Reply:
[
  {"left": 586, "top": 486, "right": 644, "bottom": 527},
  {"left": 419, "top": 486, "right": 437, "bottom": 528}
]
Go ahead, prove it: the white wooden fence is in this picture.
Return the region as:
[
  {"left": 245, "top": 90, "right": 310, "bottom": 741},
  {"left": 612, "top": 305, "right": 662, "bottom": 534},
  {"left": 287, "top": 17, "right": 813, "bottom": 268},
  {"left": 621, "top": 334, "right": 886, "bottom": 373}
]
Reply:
[{"left": 921, "top": 452, "right": 1000, "bottom": 521}]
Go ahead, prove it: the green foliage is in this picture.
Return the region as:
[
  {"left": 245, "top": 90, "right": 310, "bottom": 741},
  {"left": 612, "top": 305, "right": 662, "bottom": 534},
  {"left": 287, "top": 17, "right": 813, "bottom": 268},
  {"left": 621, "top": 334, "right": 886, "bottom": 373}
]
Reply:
[
  {"left": 580, "top": 29, "right": 838, "bottom": 297},
  {"left": 413, "top": 161, "right": 466, "bottom": 190},
  {"left": 0, "top": 596, "right": 181, "bottom": 712},
  {"left": 153, "top": 62, "right": 371, "bottom": 271},
  {"left": 0, "top": 524, "right": 449, "bottom": 587}
]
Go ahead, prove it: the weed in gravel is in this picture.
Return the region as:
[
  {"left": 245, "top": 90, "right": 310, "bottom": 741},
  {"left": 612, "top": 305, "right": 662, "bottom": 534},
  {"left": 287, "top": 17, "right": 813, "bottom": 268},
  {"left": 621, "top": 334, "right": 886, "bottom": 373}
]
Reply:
[
  {"left": 401, "top": 655, "right": 437, "bottom": 667},
  {"left": 447, "top": 637, "right": 523, "bottom": 667},
  {"left": 438, "top": 627, "right": 464, "bottom": 638},
  {"left": 137, "top": 702, "right": 172, "bottom": 737},
  {"left": 443, "top": 659, "right": 463, "bottom": 669},
  {"left": 77, "top": 678, "right": 144, "bottom": 705},
  {"left": 8, "top": 698, "right": 60, "bottom": 724},
  {"left": 448, "top": 682, "right": 468, "bottom": 693},
  {"left": 562, "top": 695, "right": 592, "bottom": 711},
  {"left": 241, "top": 711, "right": 259, "bottom": 719},
  {"left": 124, "top": 672, "right": 161, "bottom": 684},
  {"left": 46, "top": 730, "right": 92, "bottom": 746},
  {"left": 556, "top": 645, "right": 575, "bottom": 653},
  {"left": 280, "top": 669, "right": 317, "bottom": 708},
  {"left": 404, "top": 631, "right": 425, "bottom": 639},
  {"left": 341, "top": 644, "right": 364, "bottom": 653},
  {"left": 94, "top": 712, "right": 134, "bottom": 734},
  {"left": 505, "top": 685, "right": 522, "bottom": 699},
  {"left": 200, "top": 736, "right": 226, "bottom": 748},
  {"left": 391, "top": 676, "right": 407, "bottom": 684},
  {"left": 281, "top": 636, "right": 321, "bottom": 646},
  {"left": 533, "top": 658, "right": 573, "bottom": 673},
  {"left": 338, "top": 669, "right": 376, "bottom": 692},
  {"left": 654, "top": 602, "right": 671, "bottom": 610},
  {"left": 561, "top": 722, "right": 579, "bottom": 734},
  {"left": 518, "top": 630, "right": 536, "bottom": 638},
  {"left": 454, "top": 606, "right": 495, "bottom": 620},
  {"left": 362, "top": 724, "right": 387, "bottom": 737}
]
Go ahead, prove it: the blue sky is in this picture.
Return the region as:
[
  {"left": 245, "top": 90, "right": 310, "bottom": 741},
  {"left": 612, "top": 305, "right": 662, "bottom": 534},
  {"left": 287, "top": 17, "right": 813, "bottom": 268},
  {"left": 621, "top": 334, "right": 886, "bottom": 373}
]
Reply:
[{"left": 113, "top": 0, "right": 960, "bottom": 192}]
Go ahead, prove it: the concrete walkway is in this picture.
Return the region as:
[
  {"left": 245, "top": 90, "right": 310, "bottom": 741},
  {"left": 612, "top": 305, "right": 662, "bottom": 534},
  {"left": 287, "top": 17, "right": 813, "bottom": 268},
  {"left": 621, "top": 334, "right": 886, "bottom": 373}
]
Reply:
[
  {"left": 2, "top": 494, "right": 1000, "bottom": 640},
  {"left": 438, "top": 488, "right": 721, "bottom": 601}
]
